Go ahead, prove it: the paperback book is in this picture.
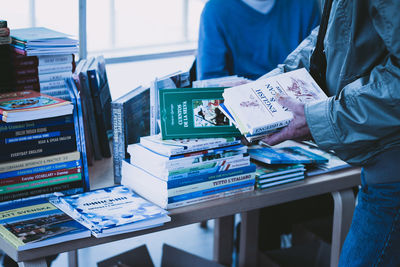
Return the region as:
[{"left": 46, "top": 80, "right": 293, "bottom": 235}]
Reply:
[
  {"left": 0, "top": 90, "right": 73, "bottom": 123},
  {"left": 50, "top": 185, "right": 171, "bottom": 238},
  {"left": 159, "top": 87, "right": 241, "bottom": 139},
  {"left": 0, "top": 198, "right": 90, "bottom": 250},
  {"left": 222, "top": 68, "right": 327, "bottom": 136},
  {"left": 248, "top": 146, "right": 328, "bottom": 165}
]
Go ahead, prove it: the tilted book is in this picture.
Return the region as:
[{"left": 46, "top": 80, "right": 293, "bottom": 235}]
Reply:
[
  {"left": 222, "top": 68, "right": 327, "bottom": 135},
  {"left": 159, "top": 87, "right": 241, "bottom": 139},
  {"left": 0, "top": 198, "right": 90, "bottom": 250},
  {"left": 50, "top": 185, "right": 170, "bottom": 238}
]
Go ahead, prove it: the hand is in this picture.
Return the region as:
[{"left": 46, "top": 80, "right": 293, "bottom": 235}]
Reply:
[{"left": 261, "top": 96, "right": 312, "bottom": 146}]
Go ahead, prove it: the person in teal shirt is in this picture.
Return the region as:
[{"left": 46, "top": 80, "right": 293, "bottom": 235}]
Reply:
[{"left": 197, "top": 0, "right": 321, "bottom": 80}]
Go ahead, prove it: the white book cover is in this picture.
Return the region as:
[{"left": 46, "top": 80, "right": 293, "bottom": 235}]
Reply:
[
  {"left": 223, "top": 68, "right": 327, "bottom": 135},
  {"left": 50, "top": 185, "right": 170, "bottom": 238}
]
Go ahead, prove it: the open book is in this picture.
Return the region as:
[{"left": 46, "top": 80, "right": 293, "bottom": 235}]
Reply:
[{"left": 221, "top": 68, "right": 327, "bottom": 140}]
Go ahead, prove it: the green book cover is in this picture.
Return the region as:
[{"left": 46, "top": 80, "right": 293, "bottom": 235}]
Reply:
[{"left": 159, "top": 87, "right": 241, "bottom": 139}]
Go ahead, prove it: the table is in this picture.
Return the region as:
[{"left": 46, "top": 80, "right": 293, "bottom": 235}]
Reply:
[{"left": 0, "top": 157, "right": 360, "bottom": 267}]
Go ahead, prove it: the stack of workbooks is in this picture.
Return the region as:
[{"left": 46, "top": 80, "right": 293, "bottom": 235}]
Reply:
[
  {"left": 0, "top": 90, "right": 88, "bottom": 203},
  {"left": 9, "top": 27, "right": 78, "bottom": 96},
  {"left": 121, "top": 135, "right": 256, "bottom": 209},
  {"left": 248, "top": 144, "right": 329, "bottom": 190},
  {"left": 220, "top": 68, "right": 327, "bottom": 141}
]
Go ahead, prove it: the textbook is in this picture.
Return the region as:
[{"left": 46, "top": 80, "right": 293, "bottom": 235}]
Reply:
[
  {"left": 111, "top": 85, "right": 150, "bottom": 183},
  {"left": 0, "top": 90, "right": 73, "bottom": 122},
  {"left": 222, "top": 68, "right": 327, "bottom": 136},
  {"left": 0, "top": 198, "right": 90, "bottom": 250},
  {"left": 159, "top": 87, "right": 241, "bottom": 139},
  {"left": 138, "top": 134, "right": 241, "bottom": 157},
  {"left": 50, "top": 185, "right": 170, "bottom": 238},
  {"left": 248, "top": 146, "right": 329, "bottom": 165}
]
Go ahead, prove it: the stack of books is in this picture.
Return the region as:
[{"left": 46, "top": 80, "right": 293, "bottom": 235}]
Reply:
[
  {"left": 121, "top": 135, "right": 256, "bottom": 209},
  {"left": 8, "top": 27, "right": 78, "bottom": 98},
  {"left": 192, "top": 75, "right": 250, "bottom": 88},
  {"left": 0, "top": 20, "right": 11, "bottom": 45},
  {"left": 248, "top": 144, "right": 329, "bottom": 190},
  {"left": 220, "top": 68, "right": 327, "bottom": 141},
  {"left": 0, "top": 90, "right": 88, "bottom": 203}
]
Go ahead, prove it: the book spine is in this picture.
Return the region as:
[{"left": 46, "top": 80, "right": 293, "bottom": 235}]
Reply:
[
  {"left": 37, "top": 54, "right": 74, "bottom": 66},
  {"left": 249, "top": 118, "right": 292, "bottom": 135},
  {"left": 167, "top": 172, "right": 255, "bottom": 197},
  {"left": 167, "top": 164, "right": 256, "bottom": 188},
  {"left": 0, "top": 166, "right": 81, "bottom": 186},
  {"left": 39, "top": 80, "right": 67, "bottom": 90},
  {"left": 2, "top": 129, "right": 75, "bottom": 144},
  {"left": 0, "top": 114, "right": 73, "bottom": 134},
  {"left": 0, "top": 180, "right": 83, "bottom": 202},
  {"left": 168, "top": 178, "right": 255, "bottom": 204},
  {"left": 0, "top": 133, "right": 77, "bottom": 163},
  {"left": 149, "top": 80, "right": 157, "bottom": 135},
  {"left": 165, "top": 157, "right": 250, "bottom": 180},
  {"left": 66, "top": 77, "right": 90, "bottom": 191},
  {"left": 167, "top": 185, "right": 253, "bottom": 209},
  {"left": 0, "top": 151, "right": 81, "bottom": 173},
  {"left": 37, "top": 63, "right": 73, "bottom": 74},
  {"left": 87, "top": 69, "right": 111, "bottom": 158},
  {"left": 0, "top": 173, "right": 82, "bottom": 195},
  {"left": 0, "top": 225, "right": 24, "bottom": 249},
  {"left": 38, "top": 71, "right": 72, "bottom": 83},
  {"left": 111, "top": 101, "right": 124, "bottom": 184},
  {"left": 79, "top": 69, "right": 102, "bottom": 160},
  {"left": 1, "top": 125, "right": 74, "bottom": 142},
  {"left": 0, "top": 159, "right": 81, "bottom": 179}
]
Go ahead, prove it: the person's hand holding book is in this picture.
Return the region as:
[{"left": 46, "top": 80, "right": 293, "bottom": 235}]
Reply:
[{"left": 262, "top": 96, "right": 312, "bottom": 146}]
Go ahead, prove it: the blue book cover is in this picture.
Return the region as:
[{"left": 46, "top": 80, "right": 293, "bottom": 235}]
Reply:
[
  {"left": 50, "top": 185, "right": 171, "bottom": 237},
  {"left": 0, "top": 198, "right": 90, "bottom": 250},
  {"left": 66, "top": 77, "right": 90, "bottom": 191},
  {"left": 248, "top": 146, "right": 329, "bottom": 165}
]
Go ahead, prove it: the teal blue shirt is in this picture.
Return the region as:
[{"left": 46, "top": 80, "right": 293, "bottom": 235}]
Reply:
[{"left": 197, "top": 0, "right": 320, "bottom": 80}]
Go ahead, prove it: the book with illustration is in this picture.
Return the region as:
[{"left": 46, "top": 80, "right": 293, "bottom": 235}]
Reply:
[
  {"left": 222, "top": 68, "right": 327, "bottom": 137},
  {"left": 0, "top": 198, "right": 90, "bottom": 250},
  {"left": 159, "top": 87, "right": 241, "bottom": 139},
  {"left": 50, "top": 185, "right": 170, "bottom": 238},
  {"left": 0, "top": 90, "right": 73, "bottom": 122}
]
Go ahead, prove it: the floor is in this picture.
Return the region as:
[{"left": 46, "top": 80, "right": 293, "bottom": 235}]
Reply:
[{"left": 50, "top": 221, "right": 215, "bottom": 267}]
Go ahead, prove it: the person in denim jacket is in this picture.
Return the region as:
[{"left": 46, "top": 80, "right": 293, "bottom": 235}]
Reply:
[{"left": 262, "top": 0, "right": 400, "bottom": 265}]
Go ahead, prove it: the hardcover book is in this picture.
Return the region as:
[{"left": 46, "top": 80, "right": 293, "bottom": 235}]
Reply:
[
  {"left": 248, "top": 146, "right": 329, "bottom": 165},
  {"left": 159, "top": 87, "right": 241, "bottom": 139},
  {"left": 222, "top": 68, "right": 327, "bottom": 136},
  {"left": 50, "top": 185, "right": 171, "bottom": 238},
  {"left": 0, "top": 198, "right": 90, "bottom": 250},
  {"left": 0, "top": 90, "right": 73, "bottom": 123},
  {"left": 111, "top": 85, "right": 150, "bottom": 184}
]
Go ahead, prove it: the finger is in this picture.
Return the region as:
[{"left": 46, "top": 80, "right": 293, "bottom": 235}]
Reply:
[
  {"left": 277, "top": 96, "right": 298, "bottom": 110},
  {"left": 262, "top": 126, "right": 293, "bottom": 146}
]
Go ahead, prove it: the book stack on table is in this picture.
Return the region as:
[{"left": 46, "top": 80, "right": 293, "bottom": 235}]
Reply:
[
  {"left": 0, "top": 90, "right": 89, "bottom": 203},
  {"left": 248, "top": 144, "right": 330, "bottom": 190},
  {"left": 9, "top": 27, "right": 78, "bottom": 98},
  {"left": 121, "top": 135, "right": 256, "bottom": 209}
]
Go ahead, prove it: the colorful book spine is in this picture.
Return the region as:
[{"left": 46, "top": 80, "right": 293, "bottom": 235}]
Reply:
[
  {"left": 0, "top": 151, "right": 81, "bottom": 173},
  {"left": 112, "top": 100, "right": 124, "bottom": 183},
  {"left": 0, "top": 159, "right": 81, "bottom": 179},
  {"left": 2, "top": 128, "right": 74, "bottom": 144},
  {"left": 0, "top": 166, "right": 81, "bottom": 186},
  {"left": 12, "top": 54, "right": 74, "bottom": 67}
]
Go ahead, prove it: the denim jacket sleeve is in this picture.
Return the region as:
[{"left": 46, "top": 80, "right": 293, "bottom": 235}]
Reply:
[{"left": 305, "top": 0, "right": 400, "bottom": 165}]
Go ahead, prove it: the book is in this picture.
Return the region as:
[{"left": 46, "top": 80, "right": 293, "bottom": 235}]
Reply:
[
  {"left": 77, "top": 58, "right": 102, "bottom": 160},
  {"left": 86, "top": 56, "right": 112, "bottom": 158},
  {"left": 159, "top": 87, "right": 241, "bottom": 139},
  {"left": 50, "top": 185, "right": 171, "bottom": 238},
  {"left": 11, "top": 53, "right": 74, "bottom": 67},
  {"left": 254, "top": 163, "right": 306, "bottom": 179},
  {"left": 222, "top": 68, "right": 327, "bottom": 136},
  {"left": 192, "top": 75, "right": 250, "bottom": 88},
  {"left": 256, "top": 175, "right": 305, "bottom": 190},
  {"left": 111, "top": 85, "right": 150, "bottom": 184},
  {"left": 121, "top": 160, "right": 255, "bottom": 209},
  {"left": 0, "top": 198, "right": 91, "bottom": 250},
  {"left": 0, "top": 90, "right": 73, "bottom": 123},
  {"left": 138, "top": 134, "right": 241, "bottom": 157},
  {"left": 150, "top": 70, "right": 191, "bottom": 135},
  {"left": 128, "top": 143, "right": 249, "bottom": 180},
  {"left": 248, "top": 146, "right": 329, "bottom": 165},
  {"left": 10, "top": 27, "right": 79, "bottom": 56}
]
